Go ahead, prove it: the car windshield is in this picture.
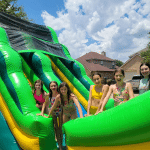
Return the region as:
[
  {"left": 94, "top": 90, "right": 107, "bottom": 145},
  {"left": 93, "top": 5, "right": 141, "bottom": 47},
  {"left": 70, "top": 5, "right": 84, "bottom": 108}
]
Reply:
[{"left": 132, "top": 76, "right": 141, "bottom": 80}]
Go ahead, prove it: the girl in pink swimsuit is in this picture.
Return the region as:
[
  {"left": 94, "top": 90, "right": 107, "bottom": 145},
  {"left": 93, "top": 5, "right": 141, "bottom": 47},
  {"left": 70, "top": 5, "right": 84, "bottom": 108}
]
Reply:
[{"left": 33, "top": 80, "right": 46, "bottom": 110}]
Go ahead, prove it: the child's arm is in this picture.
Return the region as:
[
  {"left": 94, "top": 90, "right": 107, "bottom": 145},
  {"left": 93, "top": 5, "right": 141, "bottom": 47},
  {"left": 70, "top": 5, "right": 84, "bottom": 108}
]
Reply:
[
  {"left": 72, "top": 96, "right": 83, "bottom": 118},
  {"left": 95, "top": 85, "right": 109, "bottom": 114},
  {"left": 127, "top": 82, "right": 134, "bottom": 99},
  {"left": 37, "top": 94, "right": 49, "bottom": 116},
  {"left": 47, "top": 95, "right": 60, "bottom": 118},
  {"left": 96, "top": 85, "right": 113, "bottom": 114},
  {"left": 86, "top": 85, "right": 93, "bottom": 116}
]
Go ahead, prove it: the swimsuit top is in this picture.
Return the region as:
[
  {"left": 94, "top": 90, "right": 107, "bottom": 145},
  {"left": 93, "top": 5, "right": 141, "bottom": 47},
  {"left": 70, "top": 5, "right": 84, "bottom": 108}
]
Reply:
[
  {"left": 91, "top": 85, "right": 103, "bottom": 99},
  {"left": 139, "top": 78, "right": 149, "bottom": 95},
  {"left": 113, "top": 84, "right": 129, "bottom": 106},
  {"left": 63, "top": 98, "right": 76, "bottom": 112},
  {"left": 50, "top": 97, "right": 61, "bottom": 112},
  {"left": 34, "top": 90, "right": 45, "bottom": 104}
]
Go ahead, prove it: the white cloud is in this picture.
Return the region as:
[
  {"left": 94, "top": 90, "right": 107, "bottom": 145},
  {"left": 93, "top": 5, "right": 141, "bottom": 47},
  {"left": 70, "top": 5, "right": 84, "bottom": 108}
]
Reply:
[{"left": 41, "top": 0, "right": 150, "bottom": 62}]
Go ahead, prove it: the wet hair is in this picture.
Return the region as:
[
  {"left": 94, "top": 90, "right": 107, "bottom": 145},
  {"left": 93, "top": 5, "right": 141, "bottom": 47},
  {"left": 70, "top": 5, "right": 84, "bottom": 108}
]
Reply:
[
  {"left": 49, "top": 81, "right": 58, "bottom": 101},
  {"left": 92, "top": 72, "right": 101, "bottom": 79},
  {"left": 140, "top": 63, "right": 150, "bottom": 78},
  {"left": 106, "top": 79, "right": 112, "bottom": 86},
  {"left": 114, "top": 68, "right": 125, "bottom": 76},
  {"left": 33, "top": 80, "right": 44, "bottom": 96},
  {"left": 58, "top": 82, "right": 72, "bottom": 106}
]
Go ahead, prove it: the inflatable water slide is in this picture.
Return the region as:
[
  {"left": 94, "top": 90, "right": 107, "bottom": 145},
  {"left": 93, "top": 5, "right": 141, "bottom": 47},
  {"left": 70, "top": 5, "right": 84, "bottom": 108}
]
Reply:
[{"left": 0, "top": 12, "right": 150, "bottom": 150}]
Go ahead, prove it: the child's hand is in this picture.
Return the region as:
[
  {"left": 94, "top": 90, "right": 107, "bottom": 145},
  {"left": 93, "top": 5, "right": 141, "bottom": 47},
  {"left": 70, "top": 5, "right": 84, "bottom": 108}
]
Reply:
[
  {"left": 36, "top": 113, "right": 43, "bottom": 116},
  {"left": 43, "top": 115, "right": 49, "bottom": 118},
  {"left": 84, "top": 114, "right": 92, "bottom": 117},
  {"left": 114, "top": 98, "right": 122, "bottom": 103},
  {"left": 119, "top": 101, "right": 125, "bottom": 105},
  {"left": 95, "top": 110, "right": 102, "bottom": 115}
]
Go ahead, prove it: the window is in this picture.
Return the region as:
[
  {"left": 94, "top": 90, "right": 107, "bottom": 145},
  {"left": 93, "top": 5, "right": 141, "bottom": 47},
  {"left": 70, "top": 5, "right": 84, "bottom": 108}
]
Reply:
[
  {"left": 86, "top": 59, "right": 92, "bottom": 63},
  {"left": 101, "top": 61, "right": 103, "bottom": 65}
]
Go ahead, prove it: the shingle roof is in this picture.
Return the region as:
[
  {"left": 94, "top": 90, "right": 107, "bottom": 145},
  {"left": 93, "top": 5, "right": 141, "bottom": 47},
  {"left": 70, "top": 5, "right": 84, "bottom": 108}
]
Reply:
[
  {"left": 77, "top": 52, "right": 114, "bottom": 61},
  {"left": 76, "top": 52, "right": 114, "bottom": 72}
]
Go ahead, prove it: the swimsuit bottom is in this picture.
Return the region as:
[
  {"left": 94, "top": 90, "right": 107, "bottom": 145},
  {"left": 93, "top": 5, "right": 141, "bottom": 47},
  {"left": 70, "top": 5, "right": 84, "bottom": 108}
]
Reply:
[
  {"left": 48, "top": 107, "right": 62, "bottom": 117},
  {"left": 52, "top": 111, "right": 62, "bottom": 117},
  {"left": 63, "top": 109, "right": 77, "bottom": 117}
]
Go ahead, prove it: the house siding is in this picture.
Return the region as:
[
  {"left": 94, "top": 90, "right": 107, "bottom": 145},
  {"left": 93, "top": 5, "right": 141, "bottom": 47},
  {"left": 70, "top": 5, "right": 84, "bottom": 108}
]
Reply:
[
  {"left": 88, "top": 59, "right": 115, "bottom": 69},
  {"left": 86, "top": 69, "right": 114, "bottom": 80},
  {"left": 121, "top": 55, "right": 143, "bottom": 81}
]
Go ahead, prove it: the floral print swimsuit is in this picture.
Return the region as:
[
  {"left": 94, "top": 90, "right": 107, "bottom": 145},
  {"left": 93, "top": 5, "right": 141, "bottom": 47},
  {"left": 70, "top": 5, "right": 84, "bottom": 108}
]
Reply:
[{"left": 113, "top": 83, "right": 129, "bottom": 107}]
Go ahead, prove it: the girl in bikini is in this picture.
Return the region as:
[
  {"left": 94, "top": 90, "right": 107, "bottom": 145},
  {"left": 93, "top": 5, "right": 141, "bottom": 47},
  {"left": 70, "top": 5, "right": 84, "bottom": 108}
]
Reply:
[
  {"left": 98, "top": 69, "right": 134, "bottom": 113},
  {"left": 139, "top": 63, "right": 150, "bottom": 95},
  {"left": 47, "top": 82, "right": 83, "bottom": 123},
  {"left": 37, "top": 81, "right": 63, "bottom": 150},
  {"left": 86, "top": 72, "right": 109, "bottom": 116},
  {"left": 33, "top": 80, "right": 46, "bottom": 110}
]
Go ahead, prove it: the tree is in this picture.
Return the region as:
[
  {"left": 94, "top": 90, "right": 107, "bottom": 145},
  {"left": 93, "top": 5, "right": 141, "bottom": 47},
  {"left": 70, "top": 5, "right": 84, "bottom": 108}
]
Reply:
[
  {"left": 115, "top": 59, "right": 124, "bottom": 67},
  {"left": 140, "top": 44, "right": 150, "bottom": 63},
  {"left": 140, "top": 33, "right": 150, "bottom": 63},
  {"left": 0, "top": 0, "right": 31, "bottom": 21}
]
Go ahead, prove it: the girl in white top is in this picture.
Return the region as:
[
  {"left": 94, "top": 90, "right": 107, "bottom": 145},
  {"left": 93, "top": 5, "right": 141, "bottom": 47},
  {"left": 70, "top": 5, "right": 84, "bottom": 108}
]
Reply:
[{"left": 139, "top": 63, "right": 150, "bottom": 95}]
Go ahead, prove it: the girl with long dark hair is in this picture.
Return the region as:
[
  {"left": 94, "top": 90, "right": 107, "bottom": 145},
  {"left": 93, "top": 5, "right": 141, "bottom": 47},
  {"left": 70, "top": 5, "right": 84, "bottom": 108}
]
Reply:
[
  {"left": 37, "top": 81, "right": 62, "bottom": 150},
  {"left": 47, "top": 82, "right": 83, "bottom": 123},
  {"left": 139, "top": 63, "right": 150, "bottom": 95},
  {"left": 97, "top": 68, "right": 134, "bottom": 113},
  {"left": 33, "top": 80, "right": 46, "bottom": 110}
]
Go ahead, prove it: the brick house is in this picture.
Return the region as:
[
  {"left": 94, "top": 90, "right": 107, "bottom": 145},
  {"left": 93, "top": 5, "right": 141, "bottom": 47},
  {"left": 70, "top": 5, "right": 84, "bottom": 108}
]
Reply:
[
  {"left": 121, "top": 46, "right": 149, "bottom": 81},
  {"left": 76, "top": 51, "right": 116, "bottom": 80}
]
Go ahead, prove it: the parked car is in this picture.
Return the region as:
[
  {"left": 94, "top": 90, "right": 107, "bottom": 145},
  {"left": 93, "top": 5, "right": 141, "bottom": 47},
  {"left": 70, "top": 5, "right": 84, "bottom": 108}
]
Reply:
[{"left": 126, "top": 75, "right": 141, "bottom": 91}]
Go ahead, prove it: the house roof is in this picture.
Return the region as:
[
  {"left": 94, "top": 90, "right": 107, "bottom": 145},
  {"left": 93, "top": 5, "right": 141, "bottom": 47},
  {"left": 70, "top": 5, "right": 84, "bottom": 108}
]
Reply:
[
  {"left": 76, "top": 52, "right": 114, "bottom": 72},
  {"left": 77, "top": 52, "right": 114, "bottom": 61}
]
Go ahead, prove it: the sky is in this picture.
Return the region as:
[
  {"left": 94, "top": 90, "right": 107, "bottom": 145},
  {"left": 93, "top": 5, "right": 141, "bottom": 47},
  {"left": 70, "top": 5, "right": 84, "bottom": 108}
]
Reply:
[{"left": 17, "top": 0, "right": 150, "bottom": 62}]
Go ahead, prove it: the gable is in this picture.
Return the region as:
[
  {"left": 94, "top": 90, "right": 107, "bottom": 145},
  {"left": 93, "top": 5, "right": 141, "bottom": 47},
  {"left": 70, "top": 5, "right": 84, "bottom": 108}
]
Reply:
[{"left": 122, "top": 55, "right": 143, "bottom": 72}]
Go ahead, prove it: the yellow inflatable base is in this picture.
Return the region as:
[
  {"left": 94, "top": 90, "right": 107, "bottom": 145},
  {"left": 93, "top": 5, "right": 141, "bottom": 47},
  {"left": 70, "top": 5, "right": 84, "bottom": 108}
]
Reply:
[{"left": 0, "top": 94, "right": 40, "bottom": 150}]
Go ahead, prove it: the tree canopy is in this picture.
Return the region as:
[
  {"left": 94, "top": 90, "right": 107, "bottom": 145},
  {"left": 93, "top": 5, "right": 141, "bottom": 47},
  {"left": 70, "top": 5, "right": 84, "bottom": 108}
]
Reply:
[
  {"left": 115, "top": 59, "right": 124, "bottom": 67},
  {"left": 140, "top": 44, "right": 150, "bottom": 63},
  {"left": 0, "top": 0, "right": 31, "bottom": 21},
  {"left": 140, "top": 33, "right": 150, "bottom": 63}
]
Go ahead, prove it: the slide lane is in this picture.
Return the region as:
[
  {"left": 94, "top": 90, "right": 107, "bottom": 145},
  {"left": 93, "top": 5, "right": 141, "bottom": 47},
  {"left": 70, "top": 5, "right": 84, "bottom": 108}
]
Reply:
[
  {"left": 0, "top": 28, "right": 57, "bottom": 150},
  {"left": 20, "top": 52, "right": 61, "bottom": 89}
]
